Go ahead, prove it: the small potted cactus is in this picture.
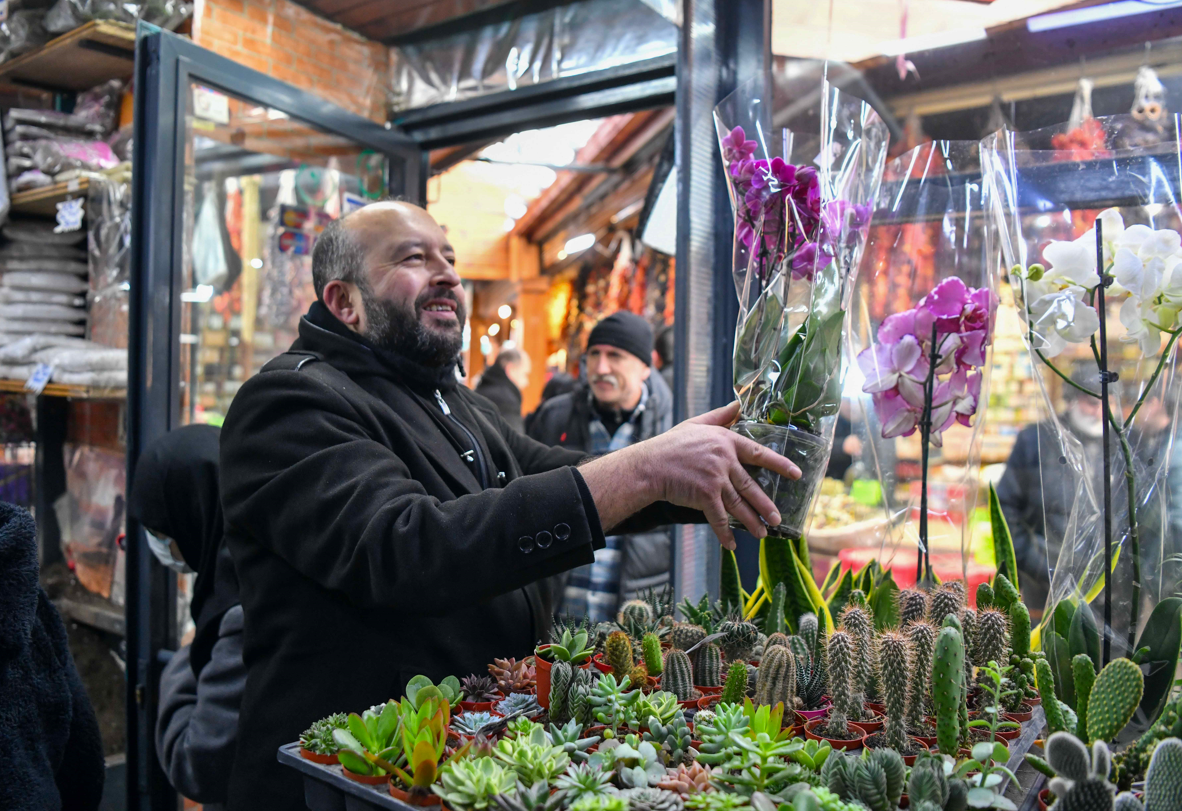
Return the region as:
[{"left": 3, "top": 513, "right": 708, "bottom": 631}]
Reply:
[
  {"left": 662, "top": 649, "right": 702, "bottom": 708},
  {"left": 862, "top": 631, "right": 924, "bottom": 762},
  {"left": 299, "top": 712, "right": 347, "bottom": 764},
  {"left": 804, "top": 630, "right": 864, "bottom": 750},
  {"left": 535, "top": 622, "right": 596, "bottom": 709}
]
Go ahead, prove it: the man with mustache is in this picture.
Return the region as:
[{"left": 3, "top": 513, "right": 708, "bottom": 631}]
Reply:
[
  {"left": 528, "top": 311, "right": 675, "bottom": 623},
  {"left": 217, "top": 201, "right": 799, "bottom": 810}
]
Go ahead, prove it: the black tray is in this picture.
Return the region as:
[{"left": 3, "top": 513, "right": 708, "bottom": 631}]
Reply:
[{"left": 277, "top": 742, "right": 418, "bottom": 811}]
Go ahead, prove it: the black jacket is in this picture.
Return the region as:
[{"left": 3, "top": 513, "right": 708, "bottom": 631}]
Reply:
[
  {"left": 220, "top": 307, "right": 693, "bottom": 810},
  {"left": 0, "top": 502, "right": 105, "bottom": 811},
  {"left": 527, "top": 373, "right": 675, "bottom": 602},
  {"left": 475, "top": 362, "right": 525, "bottom": 433}
]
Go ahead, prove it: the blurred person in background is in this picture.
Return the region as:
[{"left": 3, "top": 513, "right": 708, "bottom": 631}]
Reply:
[
  {"left": 524, "top": 371, "right": 578, "bottom": 434},
  {"left": 475, "top": 346, "right": 531, "bottom": 434},
  {"left": 128, "top": 424, "right": 242, "bottom": 810},
  {"left": 653, "top": 324, "right": 675, "bottom": 394},
  {"left": 529, "top": 311, "right": 674, "bottom": 620},
  {"left": 0, "top": 501, "right": 105, "bottom": 810}
]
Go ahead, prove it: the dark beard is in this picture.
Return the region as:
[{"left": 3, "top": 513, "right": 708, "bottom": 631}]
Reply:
[{"left": 359, "top": 283, "right": 465, "bottom": 368}]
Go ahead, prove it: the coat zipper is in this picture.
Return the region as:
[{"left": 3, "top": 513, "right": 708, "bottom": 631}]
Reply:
[{"left": 434, "top": 389, "right": 490, "bottom": 489}]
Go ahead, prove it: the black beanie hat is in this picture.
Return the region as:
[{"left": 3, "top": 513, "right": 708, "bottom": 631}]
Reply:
[{"left": 586, "top": 311, "right": 653, "bottom": 366}]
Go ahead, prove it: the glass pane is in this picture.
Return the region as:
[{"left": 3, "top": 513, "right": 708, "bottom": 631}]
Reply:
[{"left": 178, "top": 83, "right": 388, "bottom": 426}]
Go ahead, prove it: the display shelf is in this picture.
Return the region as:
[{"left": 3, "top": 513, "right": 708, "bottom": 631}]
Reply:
[
  {"left": 0, "top": 378, "right": 125, "bottom": 399},
  {"left": 0, "top": 20, "right": 135, "bottom": 92},
  {"left": 55, "top": 596, "right": 125, "bottom": 636},
  {"left": 277, "top": 742, "right": 416, "bottom": 811},
  {"left": 10, "top": 177, "right": 90, "bottom": 216}
]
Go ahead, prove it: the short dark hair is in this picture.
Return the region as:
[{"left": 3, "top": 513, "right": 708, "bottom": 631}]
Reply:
[
  {"left": 311, "top": 213, "right": 366, "bottom": 300},
  {"left": 496, "top": 347, "right": 524, "bottom": 368}
]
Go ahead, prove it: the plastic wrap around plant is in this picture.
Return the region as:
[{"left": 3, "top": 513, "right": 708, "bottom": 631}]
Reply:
[
  {"left": 715, "top": 78, "right": 889, "bottom": 538},
  {"left": 850, "top": 141, "right": 999, "bottom": 586},
  {"left": 983, "top": 116, "right": 1182, "bottom": 696}
]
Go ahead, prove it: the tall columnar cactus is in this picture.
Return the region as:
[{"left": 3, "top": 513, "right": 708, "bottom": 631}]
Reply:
[
  {"left": 663, "top": 650, "right": 695, "bottom": 702},
  {"left": 959, "top": 608, "right": 978, "bottom": 685},
  {"left": 825, "top": 630, "right": 856, "bottom": 739},
  {"left": 1074, "top": 654, "right": 1097, "bottom": 743},
  {"left": 928, "top": 584, "right": 963, "bottom": 626},
  {"left": 568, "top": 671, "right": 592, "bottom": 726},
  {"left": 800, "top": 612, "right": 820, "bottom": 658},
  {"left": 932, "top": 626, "right": 965, "bottom": 756},
  {"left": 642, "top": 633, "right": 663, "bottom": 676},
  {"left": 993, "top": 573, "right": 1020, "bottom": 611},
  {"left": 849, "top": 589, "right": 868, "bottom": 609},
  {"left": 754, "top": 644, "right": 796, "bottom": 709},
  {"left": 1145, "top": 737, "right": 1182, "bottom": 811},
  {"left": 976, "top": 582, "right": 995, "bottom": 610},
  {"left": 906, "top": 621, "right": 936, "bottom": 727},
  {"left": 619, "top": 599, "right": 654, "bottom": 628},
  {"left": 898, "top": 589, "right": 928, "bottom": 628},
  {"left": 1037, "top": 657, "right": 1070, "bottom": 735},
  {"left": 670, "top": 623, "right": 706, "bottom": 653},
  {"left": 765, "top": 632, "right": 790, "bottom": 651},
  {"left": 550, "top": 660, "right": 573, "bottom": 723},
  {"left": 1009, "top": 601, "right": 1032, "bottom": 659},
  {"left": 1088, "top": 658, "right": 1145, "bottom": 744},
  {"left": 766, "top": 582, "right": 788, "bottom": 636},
  {"left": 840, "top": 604, "right": 875, "bottom": 716},
  {"left": 718, "top": 619, "right": 759, "bottom": 663},
  {"left": 721, "top": 661, "right": 749, "bottom": 705},
  {"left": 879, "top": 631, "right": 910, "bottom": 752},
  {"left": 974, "top": 608, "right": 1009, "bottom": 684},
  {"left": 695, "top": 643, "right": 722, "bottom": 688},
  {"left": 606, "top": 631, "right": 635, "bottom": 680}
]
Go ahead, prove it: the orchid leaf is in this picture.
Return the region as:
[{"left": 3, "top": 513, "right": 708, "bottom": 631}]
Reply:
[
  {"left": 1068, "top": 599, "right": 1101, "bottom": 675},
  {"left": 1134, "top": 597, "right": 1182, "bottom": 732},
  {"left": 721, "top": 547, "right": 744, "bottom": 614},
  {"left": 869, "top": 570, "right": 899, "bottom": 631}
]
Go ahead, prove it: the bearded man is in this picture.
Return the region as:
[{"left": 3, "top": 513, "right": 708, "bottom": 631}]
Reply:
[{"left": 217, "top": 201, "right": 799, "bottom": 809}]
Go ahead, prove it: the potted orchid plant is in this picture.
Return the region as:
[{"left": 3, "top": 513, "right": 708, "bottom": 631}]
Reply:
[{"left": 715, "top": 79, "right": 889, "bottom": 539}]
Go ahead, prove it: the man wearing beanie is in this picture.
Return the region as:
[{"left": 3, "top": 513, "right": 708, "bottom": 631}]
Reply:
[{"left": 529, "top": 311, "right": 675, "bottom": 621}]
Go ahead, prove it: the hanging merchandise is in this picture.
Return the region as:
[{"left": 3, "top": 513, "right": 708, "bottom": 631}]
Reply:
[
  {"left": 982, "top": 95, "right": 1012, "bottom": 139},
  {"left": 1114, "top": 65, "right": 1170, "bottom": 150},
  {"left": 1053, "top": 78, "right": 1108, "bottom": 161},
  {"left": 191, "top": 181, "right": 229, "bottom": 289}
]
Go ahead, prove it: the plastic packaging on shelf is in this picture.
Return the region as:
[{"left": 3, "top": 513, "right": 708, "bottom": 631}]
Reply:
[
  {"left": 10, "top": 168, "right": 50, "bottom": 191},
  {"left": 3, "top": 218, "right": 86, "bottom": 244},
  {"left": 0, "top": 257, "right": 88, "bottom": 275},
  {"left": 0, "top": 302, "right": 87, "bottom": 321},
  {"left": 44, "top": 0, "right": 192, "bottom": 35},
  {"left": 0, "top": 240, "right": 85, "bottom": 260},
  {"left": 0, "top": 288, "right": 85, "bottom": 307},
  {"left": 54, "top": 443, "right": 125, "bottom": 599},
  {"left": 2, "top": 318, "right": 85, "bottom": 335},
  {"left": 86, "top": 283, "right": 126, "bottom": 348},
  {"left": 4, "top": 110, "right": 106, "bottom": 138},
  {"left": 73, "top": 80, "right": 123, "bottom": 136},
  {"left": 87, "top": 174, "right": 129, "bottom": 291},
  {"left": 0, "top": 10, "right": 50, "bottom": 65},
  {"left": 2, "top": 270, "right": 90, "bottom": 292},
  {"left": 6, "top": 138, "right": 118, "bottom": 174},
  {"left": 32, "top": 344, "right": 124, "bottom": 371}
]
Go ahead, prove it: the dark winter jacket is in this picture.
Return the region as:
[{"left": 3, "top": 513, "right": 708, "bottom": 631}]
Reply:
[
  {"left": 219, "top": 304, "right": 696, "bottom": 810},
  {"left": 156, "top": 604, "right": 245, "bottom": 809},
  {"left": 475, "top": 362, "right": 525, "bottom": 434},
  {"left": 527, "top": 372, "right": 675, "bottom": 602},
  {"left": 0, "top": 501, "right": 105, "bottom": 811}
]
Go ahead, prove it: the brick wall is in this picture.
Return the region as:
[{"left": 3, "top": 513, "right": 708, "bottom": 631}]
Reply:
[{"left": 195, "top": 0, "right": 389, "bottom": 123}]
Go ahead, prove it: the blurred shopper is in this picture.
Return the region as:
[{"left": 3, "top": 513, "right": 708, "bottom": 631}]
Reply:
[
  {"left": 524, "top": 371, "right": 578, "bottom": 434},
  {"left": 475, "top": 346, "right": 531, "bottom": 434},
  {"left": 0, "top": 501, "right": 105, "bottom": 811},
  {"left": 529, "top": 311, "right": 674, "bottom": 619},
  {"left": 653, "top": 323, "right": 675, "bottom": 394},
  {"left": 128, "top": 424, "right": 242, "bottom": 809}
]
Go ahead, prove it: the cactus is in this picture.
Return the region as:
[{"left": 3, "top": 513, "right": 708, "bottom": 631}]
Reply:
[
  {"left": 1046, "top": 732, "right": 1119, "bottom": 811},
  {"left": 932, "top": 626, "right": 965, "bottom": 756},
  {"left": 754, "top": 644, "right": 796, "bottom": 709},
  {"left": 551, "top": 661, "right": 573, "bottom": 723},
  {"left": 765, "top": 632, "right": 790, "bottom": 651},
  {"left": 791, "top": 634, "right": 826, "bottom": 710},
  {"left": 839, "top": 604, "right": 874, "bottom": 716},
  {"left": 766, "top": 582, "right": 788, "bottom": 636},
  {"left": 1088, "top": 658, "right": 1145, "bottom": 744},
  {"left": 620, "top": 599, "right": 654, "bottom": 628},
  {"left": 849, "top": 588, "right": 868, "bottom": 609},
  {"left": 670, "top": 623, "right": 706, "bottom": 653},
  {"left": 1009, "top": 601, "right": 1032, "bottom": 659},
  {"left": 879, "top": 631, "right": 910, "bottom": 751},
  {"left": 821, "top": 749, "right": 904, "bottom": 811},
  {"left": 1145, "top": 738, "right": 1182, "bottom": 811},
  {"left": 717, "top": 619, "right": 759, "bottom": 663},
  {"left": 976, "top": 582, "right": 995, "bottom": 610},
  {"left": 974, "top": 608, "right": 1009, "bottom": 682},
  {"left": 906, "top": 621, "right": 936, "bottom": 727},
  {"left": 720, "top": 661, "right": 748, "bottom": 705},
  {"left": 1074, "top": 654, "right": 1097, "bottom": 743},
  {"left": 1037, "top": 657, "right": 1070, "bottom": 735},
  {"left": 694, "top": 643, "right": 722, "bottom": 688},
  {"left": 663, "top": 650, "right": 695, "bottom": 701},
  {"left": 800, "top": 612, "right": 820, "bottom": 659},
  {"left": 929, "top": 583, "right": 963, "bottom": 626},
  {"left": 898, "top": 589, "right": 928, "bottom": 627},
  {"left": 824, "top": 630, "right": 855, "bottom": 739},
  {"left": 959, "top": 607, "right": 978, "bottom": 685},
  {"left": 993, "top": 573, "right": 1020, "bottom": 611},
  {"left": 630, "top": 661, "right": 650, "bottom": 688},
  {"left": 642, "top": 634, "right": 663, "bottom": 677},
  {"left": 606, "top": 631, "right": 635, "bottom": 680},
  {"left": 1115, "top": 794, "right": 1146, "bottom": 811}
]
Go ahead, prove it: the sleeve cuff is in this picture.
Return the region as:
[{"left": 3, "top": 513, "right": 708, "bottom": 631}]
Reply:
[{"left": 570, "top": 467, "right": 606, "bottom": 551}]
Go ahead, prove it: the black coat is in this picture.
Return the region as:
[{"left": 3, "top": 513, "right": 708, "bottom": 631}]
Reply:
[
  {"left": 220, "top": 307, "right": 692, "bottom": 810},
  {"left": 474, "top": 362, "right": 525, "bottom": 434},
  {"left": 0, "top": 502, "right": 105, "bottom": 811}
]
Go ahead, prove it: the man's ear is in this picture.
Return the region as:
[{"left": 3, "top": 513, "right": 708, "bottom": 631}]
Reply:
[
  {"left": 640, "top": 363, "right": 652, "bottom": 381},
  {"left": 323, "top": 280, "right": 364, "bottom": 332}
]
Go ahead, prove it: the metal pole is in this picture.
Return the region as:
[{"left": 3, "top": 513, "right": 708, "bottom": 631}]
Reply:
[{"left": 1096, "top": 220, "right": 1113, "bottom": 667}]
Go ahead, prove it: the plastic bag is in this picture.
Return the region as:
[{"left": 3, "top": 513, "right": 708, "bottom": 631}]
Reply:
[
  {"left": 191, "top": 181, "right": 228, "bottom": 288},
  {"left": 24, "top": 139, "right": 118, "bottom": 174},
  {"left": 0, "top": 288, "right": 85, "bottom": 307},
  {"left": 2, "top": 271, "right": 90, "bottom": 292},
  {"left": 54, "top": 444, "right": 125, "bottom": 598},
  {"left": 6, "top": 156, "right": 33, "bottom": 175},
  {"left": 0, "top": 240, "right": 87, "bottom": 260},
  {"left": 0, "top": 302, "right": 85, "bottom": 321},
  {"left": 4, "top": 218, "right": 87, "bottom": 244},
  {"left": 55, "top": 368, "right": 125, "bottom": 387},
  {"left": 87, "top": 282, "right": 127, "bottom": 348},
  {"left": 87, "top": 174, "right": 129, "bottom": 290},
  {"left": 0, "top": 258, "right": 88, "bottom": 275},
  {"left": 10, "top": 169, "right": 51, "bottom": 191},
  {"left": 32, "top": 345, "right": 124, "bottom": 371},
  {"left": 45, "top": 0, "right": 192, "bottom": 34},
  {"left": 0, "top": 11, "right": 49, "bottom": 66},
  {"left": 0, "top": 333, "right": 92, "bottom": 362},
  {"left": 4, "top": 108, "right": 106, "bottom": 137},
  {"left": 74, "top": 80, "right": 123, "bottom": 136},
  {"left": 3, "top": 318, "right": 85, "bottom": 335}
]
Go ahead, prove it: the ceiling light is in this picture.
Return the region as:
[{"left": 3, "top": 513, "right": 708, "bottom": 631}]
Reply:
[
  {"left": 511, "top": 319, "right": 521, "bottom": 330},
  {"left": 557, "top": 250, "right": 568, "bottom": 261},
  {"left": 250, "top": 258, "right": 263, "bottom": 268},
  {"left": 504, "top": 196, "right": 528, "bottom": 219},
  {"left": 563, "top": 233, "right": 596, "bottom": 254},
  {"left": 878, "top": 27, "right": 986, "bottom": 56},
  {"left": 498, "top": 304, "right": 513, "bottom": 319},
  {"left": 1027, "top": 1, "right": 1181, "bottom": 33},
  {"left": 488, "top": 323, "right": 501, "bottom": 336}
]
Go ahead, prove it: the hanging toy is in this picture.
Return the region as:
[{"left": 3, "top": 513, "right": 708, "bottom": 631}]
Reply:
[
  {"left": 1116, "top": 65, "right": 1170, "bottom": 150},
  {"left": 1053, "top": 77, "right": 1109, "bottom": 161}
]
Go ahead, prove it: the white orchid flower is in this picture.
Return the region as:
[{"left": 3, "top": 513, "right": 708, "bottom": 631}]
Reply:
[
  {"left": 1112, "top": 247, "right": 1165, "bottom": 299},
  {"left": 1027, "top": 287, "right": 1100, "bottom": 357},
  {"left": 1120, "top": 297, "right": 1163, "bottom": 356},
  {"left": 1043, "top": 237, "right": 1100, "bottom": 289}
]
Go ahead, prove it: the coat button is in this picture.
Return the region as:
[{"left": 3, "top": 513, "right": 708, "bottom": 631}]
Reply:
[
  {"left": 518, "top": 535, "right": 535, "bottom": 554},
  {"left": 536, "top": 530, "right": 553, "bottom": 549},
  {"left": 554, "top": 523, "right": 571, "bottom": 541}
]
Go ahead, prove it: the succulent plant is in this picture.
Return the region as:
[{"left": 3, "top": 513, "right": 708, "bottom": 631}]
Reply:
[
  {"left": 505, "top": 715, "right": 543, "bottom": 740},
  {"left": 764, "top": 632, "right": 790, "bottom": 651},
  {"left": 788, "top": 737, "right": 832, "bottom": 774},
  {"left": 571, "top": 796, "right": 629, "bottom": 811},
  {"left": 407, "top": 674, "right": 464, "bottom": 709},
  {"left": 905, "top": 621, "right": 936, "bottom": 728},
  {"left": 1046, "top": 732, "right": 1118, "bottom": 811},
  {"left": 993, "top": 573, "right": 1020, "bottom": 611},
  {"left": 462, "top": 674, "right": 502, "bottom": 704},
  {"left": 332, "top": 701, "right": 403, "bottom": 776},
  {"left": 494, "top": 723, "right": 571, "bottom": 784},
  {"left": 959, "top": 607, "right": 978, "bottom": 685},
  {"left": 933, "top": 625, "right": 965, "bottom": 756},
  {"left": 620, "top": 599, "right": 655, "bottom": 628},
  {"left": 878, "top": 631, "right": 910, "bottom": 751},
  {"left": 591, "top": 735, "right": 666, "bottom": 788},
  {"left": 789, "top": 634, "right": 826, "bottom": 711},
  {"left": 642, "top": 633, "right": 664, "bottom": 676},
  {"left": 821, "top": 748, "right": 905, "bottom": 811},
  {"left": 907, "top": 752, "right": 964, "bottom": 811},
  {"left": 670, "top": 623, "right": 708, "bottom": 653},
  {"left": 838, "top": 604, "right": 874, "bottom": 715},
  {"left": 590, "top": 673, "right": 642, "bottom": 733},
  {"left": 546, "top": 627, "right": 596, "bottom": 666},
  {"left": 1037, "top": 657, "right": 1072, "bottom": 736},
  {"left": 490, "top": 658, "right": 536, "bottom": 694},
  {"left": 620, "top": 787, "right": 685, "bottom": 811},
  {"left": 555, "top": 761, "right": 617, "bottom": 803},
  {"left": 1145, "top": 737, "right": 1182, "bottom": 811},
  {"left": 718, "top": 618, "right": 759, "bottom": 662},
  {"left": 683, "top": 792, "right": 749, "bottom": 811},
  {"left": 657, "top": 762, "right": 714, "bottom": 796},
  {"left": 976, "top": 582, "right": 995, "bottom": 610},
  {"left": 635, "top": 691, "right": 681, "bottom": 728},
  {"left": 299, "top": 712, "right": 347, "bottom": 755},
  {"left": 928, "top": 583, "right": 964, "bottom": 626},
  {"left": 494, "top": 779, "right": 566, "bottom": 811},
  {"left": 754, "top": 645, "right": 795, "bottom": 710},
  {"left": 1074, "top": 654, "right": 1097, "bottom": 742},
  {"left": 693, "top": 702, "right": 750, "bottom": 766},
  {"left": 389, "top": 696, "right": 456, "bottom": 791},
  {"left": 607, "top": 632, "right": 637, "bottom": 680},
  {"left": 497, "top": 692, "right": 543, "bottom": 719},
  {"left": 643, "top": 711, "right": 695, "bottom": 766},
  {"left": 550, "top": 719, "right": 600, "bottom": 763},
  {"left": 898, "top": 589, "right": 928, "bottom": 628},
  {"left": 677, "top": 595, "right": 723, "bottom": 635},
  {"left": 551, "top": 661, "right": 574, "bottom": 724},
  {"left": 694, "top": 643, "right": 722, "bottom": 688},
  {"left": 435, "top": 757, "right": 518, "bottom": 811},
  {"left": 454, "top": 711, "right": 500, "bottom": 736},
  {"left": 663, "top": 649, "right": 697, "bottom": 702},
  {"left": 570, "top": 670, "right": 594, "bottom": 727},
  {"left": 721, "top": 661, "right": 749, "bottom": 705},
  {"left": 1088, "top": 658, "right": 1145, "bottom": 744},
  {"left": 823, "top": 630, "right": 855, "bottom": 740}
]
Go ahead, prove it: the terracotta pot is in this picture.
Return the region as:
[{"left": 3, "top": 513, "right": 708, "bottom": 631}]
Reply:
[
  {"left": 583, "top": 724, "right": 608, "bottom": 740},
  {"left": 866, "top": 702, "right": 886, "bottom": 714},
  {"left": 459, "top": 695, "right": 503, "bottom": 713},
  {"left": 591, "top": 653, "right": 613, "bottom": 674},
  {"left": 849, "top": 706, "right": 884, "bottom": 734},
  {"left": 1027, "top": 695, "right": 1043, "bottom": 707},
  {"left": 804, "top": 718, "right": 865, "bottom": 751},
  {"left": 697, "top": 695, "right": 722, "bottom": 711},
  {"left": 639, "top": 676, "right": 660, "bottom": 694},
  {"left": 343, "top": 767, "right": 389, "bottom": 785},
  {"left": 389, "top": 785, "right": 443, "bottom": 807},
  {"left": 534, "top": 646, "right": 556, "bottom": 708},
  {"left": 797, "top": 706, "right": 829, "bottom": 722},
  {"left": 899, "top": 794, "right": 910, "bottom": 809},
  {"left": 299, "top": 747, "right": 338, "bottom": 765},
  {"left": 1038, "top": 788, "right": 1052, "bottom": 811},
  {"left": 1004, "top": 704, "right": 1034, "bottom": 724},
  {"left": 862, "top": 732, "right": 928, "bottom": 765},
  {"left": 697, "top": 685, "right": 723, "bottom": 695},
  {"left": 678, "top": 692, "right": 703, "bottom": 710},
  {"left": 994, "top": 724, "right": 1022, "bottom": 741}
]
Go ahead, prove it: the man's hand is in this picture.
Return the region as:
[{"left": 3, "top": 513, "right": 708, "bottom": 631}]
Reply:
[{"left": 579, "top": 401, "right": 801, "bottom": 549}]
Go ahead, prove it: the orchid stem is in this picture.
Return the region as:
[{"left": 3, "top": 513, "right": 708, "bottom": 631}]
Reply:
[{"left": 918, "top": 320, "right": 939, "bottom": 589}]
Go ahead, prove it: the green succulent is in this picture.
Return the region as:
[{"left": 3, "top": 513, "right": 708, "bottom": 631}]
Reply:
[
  {"left": 544, "top": 627, "right": 596, "bottom": 665},
  {"left": 555, "top": 762, "right": 618, "bottom": 802},
  {"left": 497, "top": 692, "right": 543, "bottom": 719},
  {"left": 407, "top": 674, "right": 463, "bottom": 709},
  {"left": 589, "top": 674, "right": 642, "bottom": 733},
  {"left": 788, "top": 738, "right": 832, "bottom": 773},
  {"left": 494, "top": 723, "right": 571, "bottom": 784},
  {"left": 494, "top": 780, "right": 567, "bottom": 811},
  {"left": 710, "top": 730, "right": 805, "bottom": 795},
  {"left": 678, "top": 594, "right": 725, "bottom": 635},
  {"left": 642, "top": 711, "right": 695, "bottom": 766},
  {"left": 550, "top": 719, "right": 600, "bottom": 763},
  {"left": 332, "top": 700, "right": 403, "bottom": 776},
  {"left": 694, "top": 702, "right": 750, "bottom": 766},
  {"left": 683, "top": 791, "right": 750, "bottom": 811},
  {"left": 435, "top": 757, "right": 518, "bottom": 811},
  {"left": 299, "top": 712, "right": 347, "bottom": 755},
  {"left": 590, "top": 734, "right": 665, "bottom": 788},
  {"left": 571, "top": 795, "right": 629, "bottom": 811},
  {"left": 505, "top": 716, "right": 543, "bottom": 740},
  {"left": 635, "top": 691, "right": 681, "bottom": 728},
  {"left": 454, "top": 711, "right": 499, "bottom": 736}
]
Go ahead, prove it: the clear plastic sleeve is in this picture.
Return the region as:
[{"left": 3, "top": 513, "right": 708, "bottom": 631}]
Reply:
[
  {"left": 44, "top": 0, "right": 191, "bottom": 35},
  {"left": 54, "top": 444, "right": 125, "bottom": 598},
  {"left": 87, "top": 174, "right": 129, "bottom": 291},
  {"left": 86, "top": 282, "right": 127, "bottom": 348}
]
